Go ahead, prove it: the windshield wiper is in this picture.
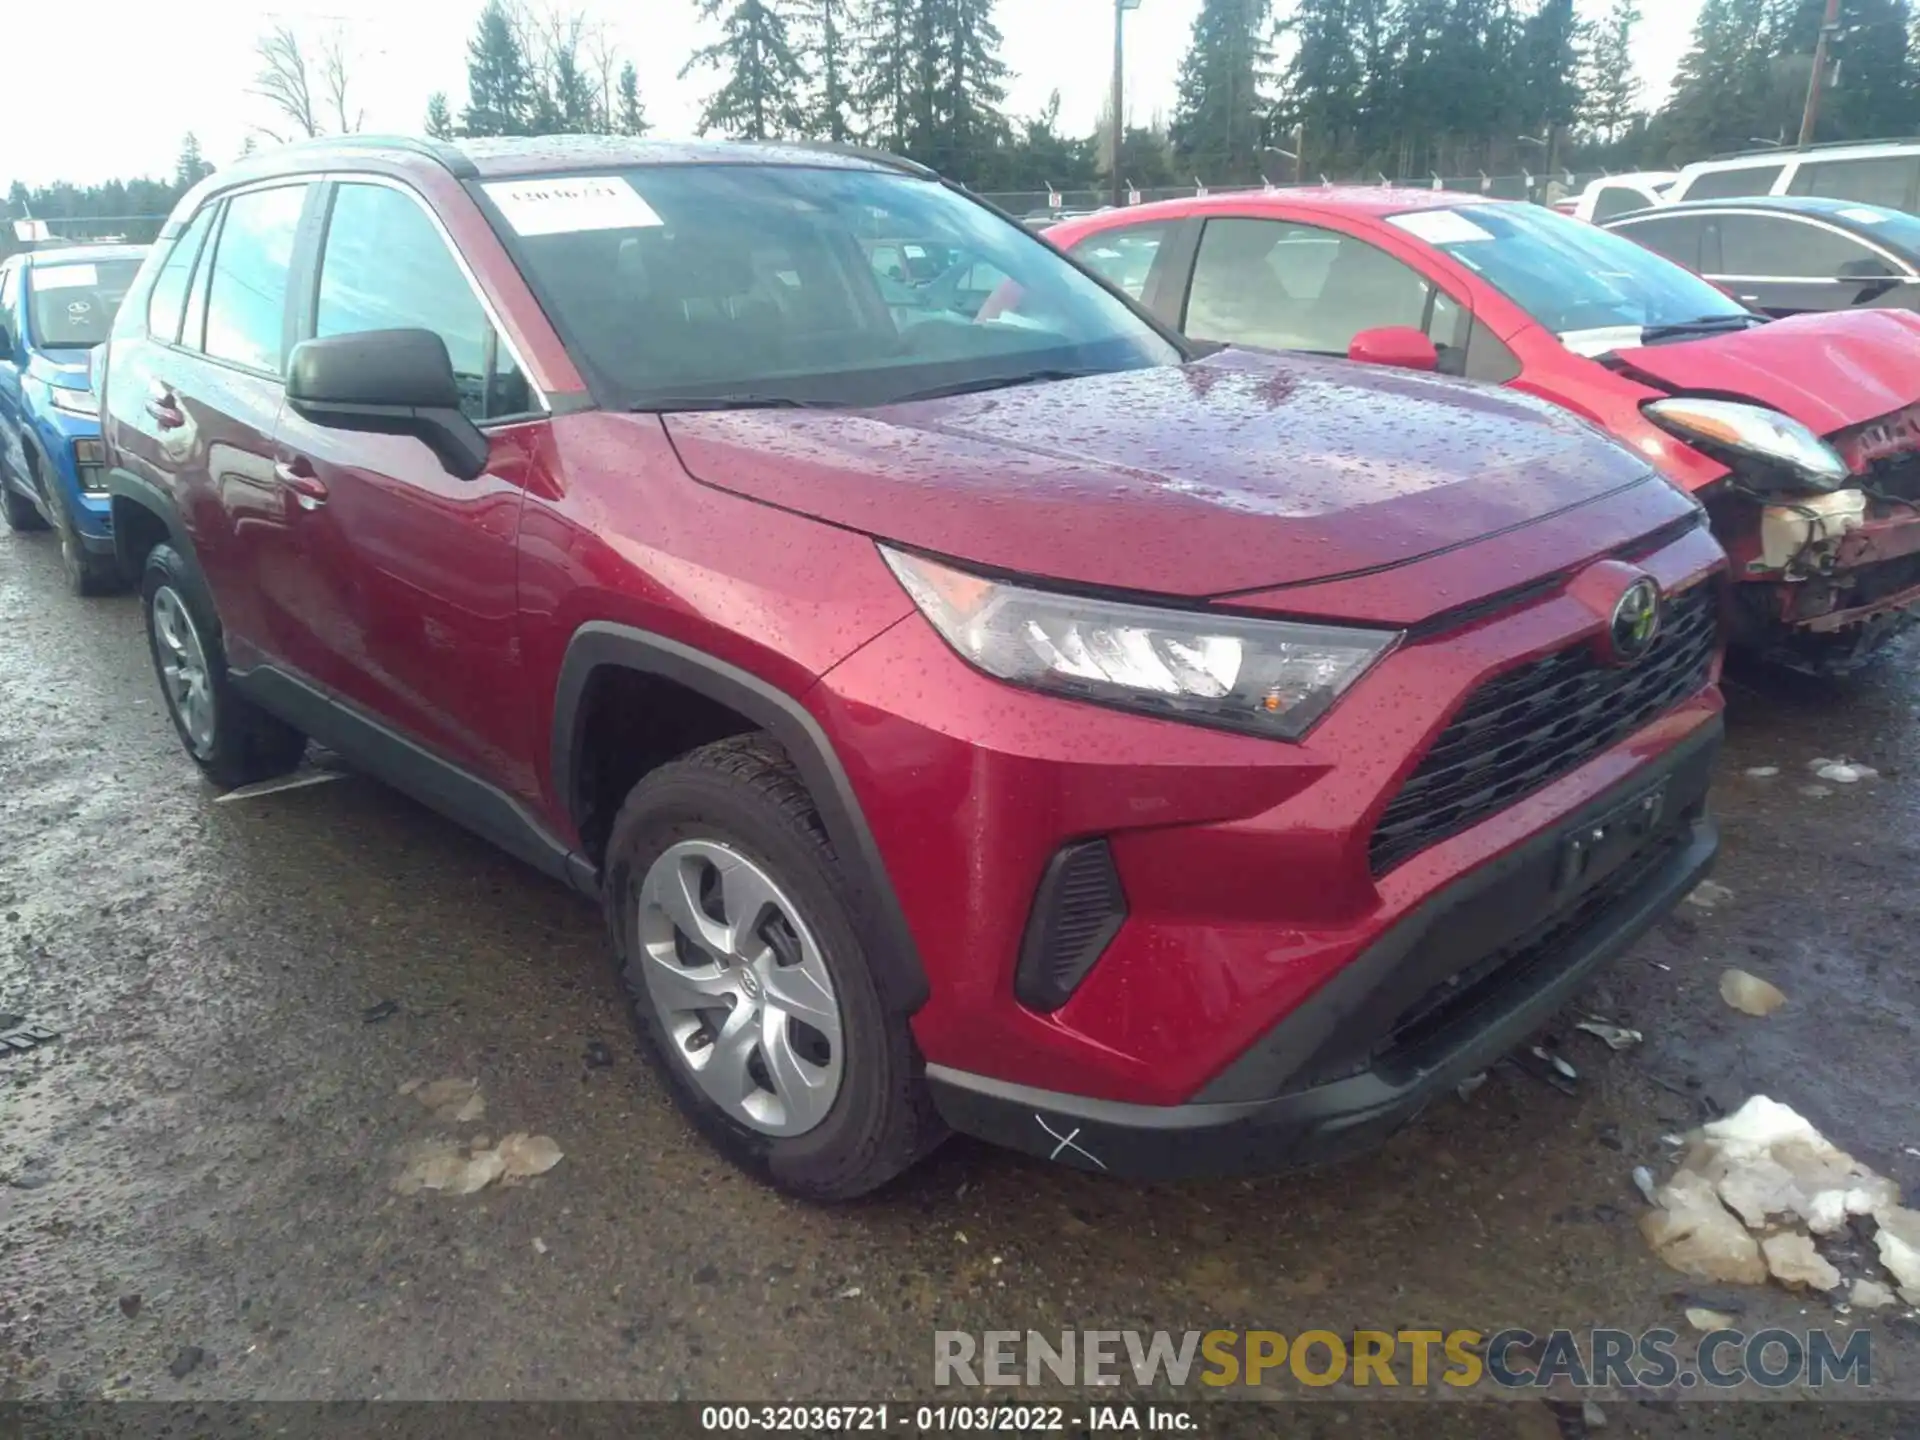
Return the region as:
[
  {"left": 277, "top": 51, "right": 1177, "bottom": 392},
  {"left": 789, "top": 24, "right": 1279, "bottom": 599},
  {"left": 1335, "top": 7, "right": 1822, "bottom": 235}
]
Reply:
[
  {"left": 631, "top": 394, "right": 844, "bottom": 413},
  {"left": 1638, "top": 314, "right": 1767, "bottom": 344},
  {"left": 884, "top": 368, "right": 1112, "bottom": 405}
]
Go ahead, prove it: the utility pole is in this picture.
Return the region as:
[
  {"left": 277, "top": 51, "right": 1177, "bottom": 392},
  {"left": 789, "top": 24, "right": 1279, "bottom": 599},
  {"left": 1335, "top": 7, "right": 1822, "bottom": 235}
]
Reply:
[
  {"left": 1797, "top": 0, "right": 1843, "bottom": 149},
  {"left": 1111, "top": 0, "right": 1141, "bottom": 208}
]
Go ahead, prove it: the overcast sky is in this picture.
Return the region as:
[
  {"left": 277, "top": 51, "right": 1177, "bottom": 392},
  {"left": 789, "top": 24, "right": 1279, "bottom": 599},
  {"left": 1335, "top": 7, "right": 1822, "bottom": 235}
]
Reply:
[{"left": 0, "top": 0, "right": 1702, "bottom": 192}]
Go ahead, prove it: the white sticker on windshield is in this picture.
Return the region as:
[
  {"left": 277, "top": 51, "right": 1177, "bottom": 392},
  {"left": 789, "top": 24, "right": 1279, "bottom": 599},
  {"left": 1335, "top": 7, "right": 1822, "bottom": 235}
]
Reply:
[
  {"left": 482, "top": 176, "right": 664, "bottom": 237},
  {"left": 1838, "top": 206, "right": 1887, "bottom": 225},
  {"left": 1387, "top": 209, "right": 1494, "bottom": 246},
  {"left": 34, "top": 264, "right": 99, "bottom": 291}
]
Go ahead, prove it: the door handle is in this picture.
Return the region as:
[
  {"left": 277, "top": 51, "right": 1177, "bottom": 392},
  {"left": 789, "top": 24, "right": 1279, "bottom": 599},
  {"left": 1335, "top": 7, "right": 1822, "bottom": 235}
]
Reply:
[
  {"left": 273, "top": 460, "right": 329, "bottom": 510},
  {"left": 145, "top": 385, "right": 185, "bottom": 430}
]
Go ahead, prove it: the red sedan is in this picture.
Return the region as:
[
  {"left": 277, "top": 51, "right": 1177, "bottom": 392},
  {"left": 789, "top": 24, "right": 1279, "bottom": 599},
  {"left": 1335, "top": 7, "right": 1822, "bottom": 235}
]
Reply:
[{"left": 1051, "top": 190, "right": 1920, "bottom": 675}]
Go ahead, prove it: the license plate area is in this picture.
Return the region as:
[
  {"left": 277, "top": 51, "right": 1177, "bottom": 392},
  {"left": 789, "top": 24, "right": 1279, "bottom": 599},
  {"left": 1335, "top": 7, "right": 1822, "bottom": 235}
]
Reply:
[{"left": 1555, "top": 781, "right": 1668, "bottom": 894}]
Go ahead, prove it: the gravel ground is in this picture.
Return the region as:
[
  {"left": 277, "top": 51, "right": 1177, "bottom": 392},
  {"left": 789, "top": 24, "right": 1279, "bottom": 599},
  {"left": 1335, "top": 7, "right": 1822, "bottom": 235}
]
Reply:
[{"left": 3, "top": 528, "right": 1918, "bottom": 1437}]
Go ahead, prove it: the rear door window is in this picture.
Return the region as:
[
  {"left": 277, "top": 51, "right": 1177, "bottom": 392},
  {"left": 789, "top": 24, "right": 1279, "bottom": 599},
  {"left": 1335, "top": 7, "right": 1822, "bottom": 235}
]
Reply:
[
  {"left": 1608, "top": 213, "right": 1710, "bottom": 270},
  {"left": 315, "top": 181, "right": 531, "bottom": 421},
  {"left": 1682, "top": 165, "right": 1785, "bottom": 201},
  {"left": 203, "top": 184, "right": 310, "bottom": 374},
  {"left": 1713, "top": 215, "right": 1884, "bottom": 278},
  {"left": 147, "top": 207, "right": 219, "bottom": 344},
  {"left": 1787, "top": 155, "right": 1920, "bottom": 211}
]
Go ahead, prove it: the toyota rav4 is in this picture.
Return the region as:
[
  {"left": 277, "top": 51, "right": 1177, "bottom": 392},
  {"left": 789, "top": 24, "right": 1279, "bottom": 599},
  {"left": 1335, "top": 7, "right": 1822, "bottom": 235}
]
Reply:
[{"left": 102, "top": 137, "right": 1727, "bottom": 1198}]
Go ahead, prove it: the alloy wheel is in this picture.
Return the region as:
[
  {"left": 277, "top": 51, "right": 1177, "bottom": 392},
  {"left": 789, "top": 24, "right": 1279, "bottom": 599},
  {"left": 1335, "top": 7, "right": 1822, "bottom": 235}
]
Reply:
[
  {"left": 150, "top": 585, "right": 216, "bottom": 756},
  {"left": 635, "top": 839, "right": 844, "bottom": 1137}
]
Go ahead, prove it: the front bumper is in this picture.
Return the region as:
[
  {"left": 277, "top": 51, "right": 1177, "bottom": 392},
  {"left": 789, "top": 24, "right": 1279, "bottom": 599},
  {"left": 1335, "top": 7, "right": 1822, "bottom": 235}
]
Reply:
[{"left": 927, "top": 720, "right": 1719, "bottom": 1178}]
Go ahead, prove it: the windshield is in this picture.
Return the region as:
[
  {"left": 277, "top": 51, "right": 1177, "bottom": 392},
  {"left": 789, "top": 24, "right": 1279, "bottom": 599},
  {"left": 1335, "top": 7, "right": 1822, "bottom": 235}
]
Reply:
[
  {"left": 1389, "top": 203, "right": 1750, "bottom": 349},
  {"left": 486, "top": 165, "right": 1181, "bottom": 409},
  {"left": 27, "top": 258, "right": 142, "bottom": 350}
]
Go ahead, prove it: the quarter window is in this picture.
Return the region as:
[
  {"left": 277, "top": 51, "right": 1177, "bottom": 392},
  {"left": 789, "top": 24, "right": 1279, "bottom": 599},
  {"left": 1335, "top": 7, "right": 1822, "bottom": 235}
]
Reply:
[
  {"left": 316, "top": 183, "right": 530, "bottom": 421},
  {"left": 1590, "top": 185, "right": 1655, "bottom": 222},
  {"left": 1713, "top": 215, "right": 1883, "bottom": 279},
  {"left": 1788, "top": 156, "right": 1920, "bottom": 211},
  {"left": 1185, "top": 217, "right": 1451, "bottom": 360},
  {"left": 147, "top": 207, "right": 218, "bottom": 343},
  {"left": 1609, "top": 214, "right": 1710, "bottom": 270},
  {"left": 1682, "top": 165, "right": 1784, "bottom": 201},
  {"left": 203, "top": 184, "right": 310, "bottom": 373}
]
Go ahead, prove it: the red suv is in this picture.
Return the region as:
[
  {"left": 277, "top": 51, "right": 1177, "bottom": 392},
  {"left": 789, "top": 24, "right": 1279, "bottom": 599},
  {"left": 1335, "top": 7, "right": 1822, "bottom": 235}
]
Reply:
[{"left": 102, "top": 137, "right": 1726, "bottom": 1199}]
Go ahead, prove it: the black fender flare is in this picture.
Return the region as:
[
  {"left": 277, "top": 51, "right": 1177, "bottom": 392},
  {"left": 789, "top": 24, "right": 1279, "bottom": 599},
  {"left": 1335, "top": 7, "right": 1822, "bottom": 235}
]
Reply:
[
  {"left": 105, "top": 469, "right": 213, "bottom": 610},
  {"left": 552, "top": 622, "right": 929, "bottom": 1015}
]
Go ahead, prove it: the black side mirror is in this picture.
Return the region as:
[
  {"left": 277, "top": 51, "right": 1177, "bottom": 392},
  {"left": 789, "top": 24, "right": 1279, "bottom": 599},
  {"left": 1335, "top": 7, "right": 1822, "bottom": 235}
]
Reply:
[{"left": 285, "top": 328, "right": 489, "bottom": 480}]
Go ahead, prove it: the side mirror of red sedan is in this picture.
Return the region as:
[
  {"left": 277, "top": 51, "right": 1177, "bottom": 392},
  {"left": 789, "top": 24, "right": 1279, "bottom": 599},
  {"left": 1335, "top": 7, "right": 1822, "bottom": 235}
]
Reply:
[{"left": 1347, "top": 326, "right": 1440, "bottom": 373}]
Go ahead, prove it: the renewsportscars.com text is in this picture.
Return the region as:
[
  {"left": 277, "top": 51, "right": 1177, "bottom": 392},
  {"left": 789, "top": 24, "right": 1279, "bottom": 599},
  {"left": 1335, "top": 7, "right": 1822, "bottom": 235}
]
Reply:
[{"left": 934, "top": 1328, "right": 1873, "bottom": 1391}]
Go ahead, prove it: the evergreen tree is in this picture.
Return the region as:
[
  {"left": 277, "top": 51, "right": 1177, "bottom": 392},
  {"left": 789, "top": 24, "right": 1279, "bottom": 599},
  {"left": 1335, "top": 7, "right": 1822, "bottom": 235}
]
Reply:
[
  {"left": 1661, "top": 0, "right": 1781, "bottom": 158},
  {"left": 616, "top": 62, "right": 651, "bottom": 135},
  {"left": 1517, "top": 0, "right": 1586, "bottom": 139},
  {"left": 174, "top": 133, "right": 213, "bottom": 189},
  {"left": 1171, "top": 0, "right": 1275, "bottom": 183},
  {"left": 543, "top": 36, "right": 601, "bottom": 133},
  {"left": 683, "top": 0, "right": 810, "bottom": 140},
  {"left": 1277, "top": 0, "right": 1363, "bottom": 170},
  {"left": 929, "top": 0, "right": 1012, "bottom": 175},
  {"left": 802, "top": 0, "right": 856, "bottom": 142},
  {"left": 425, "top": 91, "right": 456, "bottom": 140},
  {"left": 461, "top": 0, "right": 538, "bottom": 137},
  {"left": 1580, "top": 0, "right": 1641, "bottom": 141},
  {"left": 854, "top": 0, "right": 916, "bottom": 151}
]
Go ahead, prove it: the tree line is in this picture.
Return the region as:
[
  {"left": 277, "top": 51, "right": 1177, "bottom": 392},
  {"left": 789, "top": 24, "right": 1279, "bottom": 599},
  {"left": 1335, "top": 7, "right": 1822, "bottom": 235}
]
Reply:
[{"left": 5, "top": 0, "right": 1917, "bottom": 249}]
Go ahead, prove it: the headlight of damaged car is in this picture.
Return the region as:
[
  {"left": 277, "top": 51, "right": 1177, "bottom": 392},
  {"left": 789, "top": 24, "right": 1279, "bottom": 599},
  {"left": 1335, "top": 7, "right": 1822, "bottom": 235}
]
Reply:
[
  {"left": 1643, "top": 398, "right": 1849, "bottom": 491},
  {"left": 881, "top": 547, "right": 1399, "bottom": 740},
  {"left": 49, "top": 386, "right": 99, "bottom": 418}
]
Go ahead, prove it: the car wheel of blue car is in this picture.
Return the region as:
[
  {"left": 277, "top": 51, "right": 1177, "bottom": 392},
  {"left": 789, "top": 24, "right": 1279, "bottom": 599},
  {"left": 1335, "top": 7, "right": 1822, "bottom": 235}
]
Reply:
[
  {"left": 1, "top": 475, "right": 48, "bottom": 533},
  {"left": 47, "top": 492, "right": 126, "bottom": 596}
]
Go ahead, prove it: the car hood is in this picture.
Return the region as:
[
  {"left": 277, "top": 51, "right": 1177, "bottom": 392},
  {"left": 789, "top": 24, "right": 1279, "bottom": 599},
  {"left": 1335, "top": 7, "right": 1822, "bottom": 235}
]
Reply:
[
  {"left": 664, "top": 349, "right": 1659, "bottom": 597},
  {"left": 1610, "top": 310, "right": 1920, "bottom": 437},
  {"left": 25, "top": 352, "right": 92, "bottom": 390}
]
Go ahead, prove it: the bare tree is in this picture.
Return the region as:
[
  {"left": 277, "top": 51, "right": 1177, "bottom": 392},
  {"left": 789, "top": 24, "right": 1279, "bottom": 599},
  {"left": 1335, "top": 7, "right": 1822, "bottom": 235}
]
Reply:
[
  {"left": 585, "top": 21, "right": 621, "bottom": 130},
  {"left": 321, "top": 29, "right": 364, "bottom": 134},
  {"left": 254, "top": 24, "right": 321, "bottom": 141}
]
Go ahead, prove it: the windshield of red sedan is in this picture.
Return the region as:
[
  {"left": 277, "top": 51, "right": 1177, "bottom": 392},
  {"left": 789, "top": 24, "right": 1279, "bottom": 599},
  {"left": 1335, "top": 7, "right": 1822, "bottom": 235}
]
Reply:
[
  {"left": 1389, "top": 203, "right": 1751, "bottom": 352},
  {"left": 483, "top": 164, "right": 1182, "bottom": 409}
]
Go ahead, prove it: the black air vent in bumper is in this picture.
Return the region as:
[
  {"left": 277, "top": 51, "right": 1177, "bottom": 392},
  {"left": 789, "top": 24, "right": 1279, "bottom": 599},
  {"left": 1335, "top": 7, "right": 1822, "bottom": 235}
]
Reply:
[{"left": 1015, "top": 840, "right": 1128, "bottom": 1012}]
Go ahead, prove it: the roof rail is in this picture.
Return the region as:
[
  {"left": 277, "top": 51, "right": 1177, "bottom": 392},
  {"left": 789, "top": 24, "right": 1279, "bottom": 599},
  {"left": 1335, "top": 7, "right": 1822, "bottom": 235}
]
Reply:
[
  {"left": 1705, "top": 135, "right": 1920, "bottom": 161},
  {"left": 784, "top": 141, "right": 940, "bottom": 181},
  {"left": 242, "top": 133, "right": 479, "bottom": 180}
]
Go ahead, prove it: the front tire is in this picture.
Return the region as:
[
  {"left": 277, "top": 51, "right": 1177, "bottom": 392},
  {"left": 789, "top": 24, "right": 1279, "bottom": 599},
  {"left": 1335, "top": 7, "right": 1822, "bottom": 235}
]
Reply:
[
  {"left": 1, "top": 474, "right": 46, "bottom": 532},
  {"left": 49, "top": 492, "right": 126, "bottom": 596},
  {"left": 604, "top": 735, "right": 944, "bottom": 1200},
  {"left": 141, "top": 543, "right": 306, "bottom": 787}
]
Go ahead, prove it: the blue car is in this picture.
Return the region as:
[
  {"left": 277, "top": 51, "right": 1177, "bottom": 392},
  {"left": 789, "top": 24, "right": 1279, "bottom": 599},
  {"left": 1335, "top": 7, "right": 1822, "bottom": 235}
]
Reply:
[{"left": 0, "top": 244, "right": 148, "bottom": 592}]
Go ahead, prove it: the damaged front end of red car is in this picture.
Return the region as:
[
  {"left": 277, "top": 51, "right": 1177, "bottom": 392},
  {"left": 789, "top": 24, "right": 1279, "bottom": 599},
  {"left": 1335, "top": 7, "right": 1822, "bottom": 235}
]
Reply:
[{"left": 1615, "top": 314, "right": 1920, "bottom": 676}]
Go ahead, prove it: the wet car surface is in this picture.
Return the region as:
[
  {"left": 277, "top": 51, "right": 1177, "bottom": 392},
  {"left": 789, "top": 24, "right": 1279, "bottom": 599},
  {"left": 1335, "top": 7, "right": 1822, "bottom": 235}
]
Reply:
[{"left": 3, "top": 532, "right": 1918, "bottom": 1432}]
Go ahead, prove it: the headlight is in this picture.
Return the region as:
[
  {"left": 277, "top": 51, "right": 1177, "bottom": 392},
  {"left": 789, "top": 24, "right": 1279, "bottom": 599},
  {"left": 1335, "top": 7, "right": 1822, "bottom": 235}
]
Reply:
[
  {"left": 881, "top": 547, "right": 1399, "bottom": 740},
  {"left": 1643, "top": 398, "right": 1848, "bottom": 491},
  {"left": 49, "top": 385, "right": 99, "bottom": 418}
]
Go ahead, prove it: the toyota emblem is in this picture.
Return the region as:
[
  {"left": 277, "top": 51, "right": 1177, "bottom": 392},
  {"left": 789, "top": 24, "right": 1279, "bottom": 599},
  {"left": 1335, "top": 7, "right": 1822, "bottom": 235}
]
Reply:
[{"left": 1609, "top": 577, "right": 1663, "bottom": 663}]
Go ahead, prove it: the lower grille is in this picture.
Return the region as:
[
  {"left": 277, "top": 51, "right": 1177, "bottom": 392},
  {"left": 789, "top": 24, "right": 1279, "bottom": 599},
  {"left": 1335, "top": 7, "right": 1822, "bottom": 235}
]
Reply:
[
  {"left": 1382, "top": 829, "right": 1682, "bottom": 1063},
  {"left": 1369, "top": 582, "right": 1718, "bottom": 876}
]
